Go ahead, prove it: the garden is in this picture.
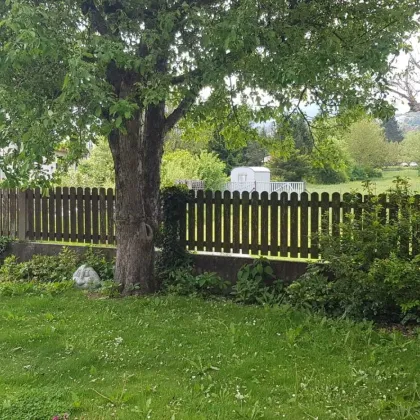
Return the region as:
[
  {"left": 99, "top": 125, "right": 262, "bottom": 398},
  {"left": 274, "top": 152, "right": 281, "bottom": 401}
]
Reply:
[{"left": 1, "top": 178, "right": 420, "bottom": 418}]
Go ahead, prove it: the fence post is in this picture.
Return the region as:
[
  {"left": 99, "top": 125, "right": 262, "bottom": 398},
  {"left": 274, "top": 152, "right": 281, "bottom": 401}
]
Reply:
[{"left": 17, "top": 190, "right": 27, "bottom": 241}]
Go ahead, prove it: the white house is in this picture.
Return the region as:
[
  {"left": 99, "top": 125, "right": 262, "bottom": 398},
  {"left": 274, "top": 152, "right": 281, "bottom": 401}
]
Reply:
[
  {"left": 227, "top": 166, "right": 305, "bottom": 195},
  {"left": 231, "top": 167, "right": 271, "bottom": 184}
]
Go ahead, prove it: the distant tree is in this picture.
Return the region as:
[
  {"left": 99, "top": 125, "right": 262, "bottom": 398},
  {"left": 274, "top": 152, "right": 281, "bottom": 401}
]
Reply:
[
  {"left": 400, "top": 131, "right": 420, "bottom": 163},
  {"left": 388, "top": 54, "right": 420, "bottom": 113},
  {"left": 382, "top": 116, "right": 404, "bottom": 142},
  {"left": 59, "top": 138, "right": 115, "bottom": 188},
  {"left": 244, "top": 141, "right": 267, "bottom": 166},
  {"left": 269, "top": 152, "right": 312, "bottom": 182},
  {"left": 208, "top": 132, "right": 246, "bottom": 174},
  {"left": 343, "top": 119, "right": 390, "bottom": 169},
  {"left": 291, "top": 115, "right": 313, "bottom": 153},
  {"left": 161, "top": 150, "right": 227, "bottom": 190}
]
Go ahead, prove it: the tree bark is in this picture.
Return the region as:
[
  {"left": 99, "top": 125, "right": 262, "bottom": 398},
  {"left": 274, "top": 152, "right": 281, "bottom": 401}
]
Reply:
[{"left": 108, "top": 105, "right": 165, "bottom": 295}]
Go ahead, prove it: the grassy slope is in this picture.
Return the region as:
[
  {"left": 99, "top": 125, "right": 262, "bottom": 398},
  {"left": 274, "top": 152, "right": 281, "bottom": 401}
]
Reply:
[
  {"left": 0, "top": 291, "right": 419, "bottom": 419},
  {"left": 307, "top": 169, "right": 420, "bottom": 195}
]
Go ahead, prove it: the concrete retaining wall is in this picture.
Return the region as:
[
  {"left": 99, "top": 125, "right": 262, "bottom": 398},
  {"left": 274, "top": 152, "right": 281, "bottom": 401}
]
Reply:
[{"left": 2, "top": 242, "right": 308, "bottom": 284}]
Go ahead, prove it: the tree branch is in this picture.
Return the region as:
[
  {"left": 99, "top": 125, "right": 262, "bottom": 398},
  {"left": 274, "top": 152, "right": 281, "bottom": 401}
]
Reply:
[
  {"left": 164, "top": 94, "right": 198, "bottom": 133},
  {"left": 171, "top": 68, "right": 203, "bottom": 85}
]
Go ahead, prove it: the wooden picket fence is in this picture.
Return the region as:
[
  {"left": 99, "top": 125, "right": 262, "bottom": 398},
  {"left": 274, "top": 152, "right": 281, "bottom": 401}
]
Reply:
[
  {"left": 1, "top": 188, "right": 115, "bottom": 244},
  {"left": 183, "top": 190, "right": 420, "bottom": 259},
  {"left": 1, "top": 187, "right": 419, "bottom": 260}
]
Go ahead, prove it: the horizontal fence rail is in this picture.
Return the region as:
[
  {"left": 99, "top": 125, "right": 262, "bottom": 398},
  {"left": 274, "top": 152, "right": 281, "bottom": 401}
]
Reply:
[{"left": 1, "top": 188, "right": 420, "bottom": 260}]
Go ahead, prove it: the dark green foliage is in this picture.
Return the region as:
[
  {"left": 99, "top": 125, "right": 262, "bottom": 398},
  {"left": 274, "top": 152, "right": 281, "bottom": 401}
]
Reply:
[
  {"left": 232, "top": 258, "right": 284, "bottom": 305},
  {"left": 83, "top": 247, "right": 115, "bottom": 281},
  {"left": 288, "top": 178, "right": 420, "bottom": 323},
  {"left": 209, "top": 133, "right": 267, "bottom": 174},
  {"left": 269, "top": 153, "right": 312, "bottom": 181},
  {"left": 0, "top": 236, "right": 12, "bottom": 255},
  {"left": 349, "top": 166, "right": 383, "bottom": 181},
  {"left": 382, "top": 116, "right": 404, "bottom": 143},
  {"left": 0, "top": 247, "right": 114, "bottom": 283},
  {"left": 290, "top": 115, "right": 313, "bottom": 154},
  {"left": 157, "top": 186, "right": 191, "bottom": 279},
  {"left": 163, "top": 268, "right": 229, "bottom": 297},
  {"left": 311, "top": 165, "right": 349, "bottom": 184}
]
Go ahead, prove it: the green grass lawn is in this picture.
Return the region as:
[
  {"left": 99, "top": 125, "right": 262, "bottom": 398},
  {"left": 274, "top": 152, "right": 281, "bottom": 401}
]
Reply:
[
  {"left": 307, "top": 169, "right": 420, "bottom": 195},
  {"left": 0, "top": 291, "right": 419, "bottom": 419}
]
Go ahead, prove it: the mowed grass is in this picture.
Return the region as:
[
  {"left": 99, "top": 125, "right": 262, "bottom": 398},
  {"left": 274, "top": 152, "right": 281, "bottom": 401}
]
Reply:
[
  {"left": 307, "top": 169, "right": 420, "bottom": 195},
  {"left": 0, "top": 291, "right": 420, "bottom": 419}
]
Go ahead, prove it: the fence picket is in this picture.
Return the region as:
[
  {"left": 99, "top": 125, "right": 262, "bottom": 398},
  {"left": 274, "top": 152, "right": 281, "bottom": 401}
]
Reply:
[
  {"left": 35, "top": 188, "right": 41, "bottom": 240},
  {"left": 331, "top": 192, "right": 341, "bottom": 237},
  {"left": 188, "top": 191, "right": 196, "bottom": 251},
  {"left": 196, "top": 190, "right": 204, "bottom": 251},
  {"left": 223, "top": 190, "right": 231, "bottom": 253},
  {"left": 321, "top": 192, "right": 330, "bottom": 236},
  {"left": 241, "top": 191, "right": 250, "bottom": 254},
  {"left": 99, "top": 188, "right": 106, "bottom": 244},
  {"left": 280, "top": 192, "right": 288, "bottom": 257},
  {"left": 342, "top": 193, "right": 352, "bottom": 222},
  {"left": 354, "top": 193, "right": 363, "bottom": 222},
  {"left": 300, "top": 192, "right": 309, "bottom": 258},
  {"left": 91, "top": 188, "right": 99, "bottom": 244},
  {"left": 232, "top": 191, "right": 240, "bottom": 253},
  {"left": 378, "top": 194, "right": 387, "bottom": 225},
  {"left": 9, "top": 189, "right": 17, "bottom": 239},
  {"left": 214, "top": 191, "right": 222, "bottom": 252},
  {"left": 2, "top": 189, "right": 10, "bottom": 237},
  {"left": 310, "top": 192, "right": 319, "bottom": 259},
  {"left": 62, "top": 187, "right": 69, "bottom": 242},
  {"left": 85, "top": 188, "right": 91, "bottom": 243},
  {"left": 56, "top": 187, "right": 62, "bottom": 241},
  {"left": 251, "top": 191, "right": 259, "bottom": 255},
  {"left": 42, "top": 191, "right": 48, "bottom": 241},
  {"left": 48, "top": 189, "right": 55, "bottom": 241},
  {"left": 290, "top": 193, "right": 299, "bottom": 258},
  {"left": 270, "top": 192, "right": 279, "bottom": 256},
  {"left": 260, "top": 192, "right": 269, "bottom": 255},
  {"left": 77, "top": 187, "right": 84, "bottom": 243},
  {"left": 27, "top": 189, "right": 34, "bottom": 240},
  {"left": 107, "top": 189, "right": 114, "bottom": 244},
  {"left": 205, "top": 190, "right": 212, "bottom": 251}
]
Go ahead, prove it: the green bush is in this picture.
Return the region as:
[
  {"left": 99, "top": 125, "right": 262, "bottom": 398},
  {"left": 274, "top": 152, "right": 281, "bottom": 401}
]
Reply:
[
  {"left": 349, "top": 166, "right": 383, "bottom": 181},
  {"left": 163, "top": 267, "right": 229, "bottom": 297},
  {"left": 232, "top": 258, "right": 285, "bottom": 305},
  {"left": 0, "top": 247, "right": 115, "bottom": 284},
  {"left": 288, "top": 178, "right": 420, "bottom": 324},
  {"left": 311, "top": 166, "right": 348, "bottom": 184}
]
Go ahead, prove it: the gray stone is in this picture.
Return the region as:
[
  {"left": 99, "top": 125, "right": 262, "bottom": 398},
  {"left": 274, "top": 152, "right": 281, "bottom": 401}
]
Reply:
[{"left": 72, "top": 265, "right": 101, "bottom": 289}]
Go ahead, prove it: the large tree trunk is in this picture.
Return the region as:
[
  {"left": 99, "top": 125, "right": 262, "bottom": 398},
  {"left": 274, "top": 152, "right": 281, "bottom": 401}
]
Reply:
[{"left": 108, "top": 104, "right": 165, "bottom": 295}]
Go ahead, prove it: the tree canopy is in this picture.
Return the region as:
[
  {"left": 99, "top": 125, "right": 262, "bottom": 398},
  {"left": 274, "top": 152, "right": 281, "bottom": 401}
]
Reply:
[{"left": 0, "top": 0, "right": 419, "bottom": 293}]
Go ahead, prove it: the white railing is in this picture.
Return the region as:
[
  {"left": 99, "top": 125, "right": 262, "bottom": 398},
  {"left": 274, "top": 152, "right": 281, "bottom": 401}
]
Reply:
[
  {"left": 223, "top": 181, "right": 306, "bottom": 195},
  {"left": 175, "top": 179, "right": 205, "bottom": 191}
]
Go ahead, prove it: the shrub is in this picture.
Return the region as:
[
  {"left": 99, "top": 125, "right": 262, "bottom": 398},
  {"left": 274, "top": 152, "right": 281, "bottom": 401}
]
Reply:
[
  {"left": 311, "top": 166, "right": 348, "bottom": 184},
  {"left": 232, "top": 258, "right": 285, "bottom": 305},
  {"left": 288, "top": 178, "right": 420, "bottom": 324},
  {"left": 83, "top": 247, "right": 115, "bottom": 281},
  {"left": 0, "top": 246, "right": 115, "bottom": 284},
  {"left": 349, "top": 166, "right": 383, "bottom": 181},
  {"left": 163, "top": 267, "right": 229, "bottom": 297}
]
